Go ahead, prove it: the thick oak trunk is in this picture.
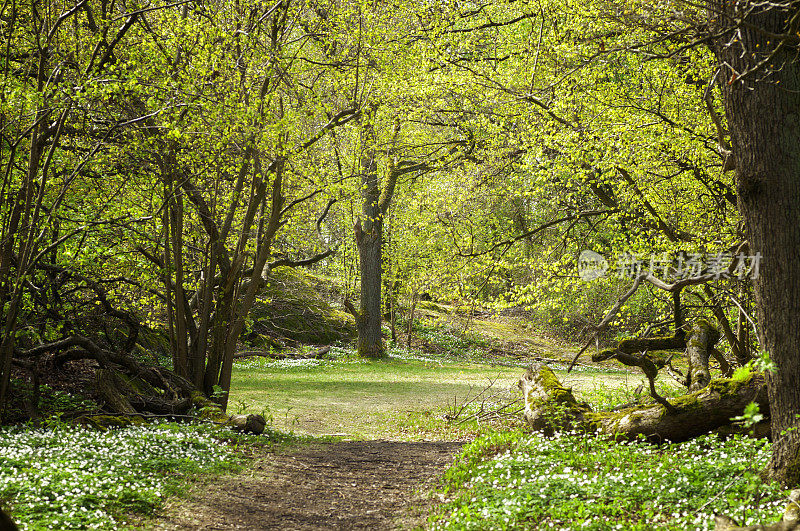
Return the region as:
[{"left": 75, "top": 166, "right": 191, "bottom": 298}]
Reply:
[
  {"left": 0, "top": 508, "right": 18, "bottom": 531},
  {"left": 710, "top": 1, "right": 800, "bottom": 485},
  {"left": 519, "top": 364, "right": 768, "bottom": 443},
  {"left": 355, "top": 223, "right": 384, "bottom": 358}
]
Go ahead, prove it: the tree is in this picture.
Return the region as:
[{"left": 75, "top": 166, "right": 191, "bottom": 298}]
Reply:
[
  {"left": 120, "top": 0, "right": 357, "bottom": 405},
  {"left": 322, "top": 1, "right": 473, "bottom": 358},
  {"left": 344, "top": 107, "right": 397, "bottom": 359},
  {"left": 343, "top": 109, "right": 460, "bottom": 358},
  {"left": 707, "top": 0, "right": 800, "bottom": 485},
  {"left": 0, "top": 0, "right": 360, "bottom": 415},
  {"left": 0, "top": 0, "right": 157, "bottom": 412},
  {"left": 467, "top": 0, "right": 800, "bottom": 485}
]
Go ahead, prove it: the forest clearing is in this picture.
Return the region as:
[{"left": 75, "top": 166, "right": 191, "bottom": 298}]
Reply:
[
  {"left": 3, "top": 0, "right": 800, "bottom": 529},
  {"left": 2, "top": 301, "right": 794, "bottom": 530}
]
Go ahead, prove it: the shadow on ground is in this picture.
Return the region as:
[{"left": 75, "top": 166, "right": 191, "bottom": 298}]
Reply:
[{"left": 152, "top": 440, "right": 463, "bottom": 530}]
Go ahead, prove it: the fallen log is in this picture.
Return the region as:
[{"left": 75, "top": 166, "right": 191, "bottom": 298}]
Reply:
[{"left": 519, "top": 363, "right": 768, "bottom": 442}]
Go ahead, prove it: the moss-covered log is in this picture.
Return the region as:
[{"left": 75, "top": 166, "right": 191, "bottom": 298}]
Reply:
[
  {"left": 517, "top": 362, "right": 592, "bottom": 433},
  {"left": 519, "top": 364, "right": 768, "bottom": 443}
]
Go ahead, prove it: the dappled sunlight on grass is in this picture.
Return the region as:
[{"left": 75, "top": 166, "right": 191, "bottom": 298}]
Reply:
[
  {"left": 230, "top": 342, "right": 639, "bottom": 440},
  {"left": 230, "top": 358, "right": 524, "bottom": 439}
]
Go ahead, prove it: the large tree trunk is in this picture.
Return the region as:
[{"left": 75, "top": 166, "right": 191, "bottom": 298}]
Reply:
[
  {"left": 345, "top": 106, "right": 400, "bottom": 359},
  {"left": 0, "top": 508, "right": 18, "bottom": 531},
  {"left": 519, "top": 364, "right": 768, "bottom": 443},
  {"left": 355, "top": 222, "right": 385, "bottom": 358},
  {"left": 710, "top": 1, "right": 800, "bottom": 485},
  {"left": 350, "top": 105, "right": 386, "bottom": 359}
]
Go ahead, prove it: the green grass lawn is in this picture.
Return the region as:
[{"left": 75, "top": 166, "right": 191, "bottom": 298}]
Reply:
[
  {"left": 230, "top": 358, "right": 521, "bottom": 439},
  {"left": 229, "top": 355, "right": 643, "bottom": 440}
]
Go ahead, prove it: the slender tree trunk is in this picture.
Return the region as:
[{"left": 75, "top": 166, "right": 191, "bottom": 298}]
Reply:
[{"left": 711, "top": 1, "right": 800, "bottom": 485}]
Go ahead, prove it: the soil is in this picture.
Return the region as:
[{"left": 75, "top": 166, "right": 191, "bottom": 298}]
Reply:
[{"left": 151, "top": 440, "right": 464, "bottom": 530}]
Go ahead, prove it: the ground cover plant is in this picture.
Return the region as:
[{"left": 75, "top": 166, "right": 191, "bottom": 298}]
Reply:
[
  {"left": 432, "top": 428, "right": 787, "bottom": 530},
  {"left": 0, "top": 421, "right": 296, "bottom": 530}
]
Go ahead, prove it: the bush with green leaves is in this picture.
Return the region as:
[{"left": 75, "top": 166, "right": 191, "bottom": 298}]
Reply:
[
  {"left": 433, "top": 429, "right": 786, "bottom": 530},
  {"left": 0, "top": 422, "right": 251, "bottom": 529}
]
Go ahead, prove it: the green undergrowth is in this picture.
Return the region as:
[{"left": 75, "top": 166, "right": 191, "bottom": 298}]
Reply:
[
  {"left": 0, "top": 421, "right": 312, "bottom": 530},
  {"left": 432, "top": 429, "right": 787, "bottom": 530},
  {"left": 5, "top": 380, "right": 97, "bottom": 423},
  {"left": 245, "top": 267, "right": 356, "bottom": 348}
]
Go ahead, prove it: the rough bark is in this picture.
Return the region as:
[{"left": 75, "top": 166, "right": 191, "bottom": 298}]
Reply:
[
  {"left": 354, "top": 220, "right": 385, "bottom": 359},
  {"left": 0, "top": 507, "right": 18, "bottom": 531},
  {"left": 687, "top": 320, "right": 720, "bottom": 392},
  {"left": 519, "top": 364, "right": 768, "bottom": 443},
  {"left": 709, "top": 1, "right": 800, "bottom": 485}
]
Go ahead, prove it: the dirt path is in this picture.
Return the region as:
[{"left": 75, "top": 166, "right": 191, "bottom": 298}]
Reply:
[{"left": 152, "top": 440, "right": 463, "bottom": 530}]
